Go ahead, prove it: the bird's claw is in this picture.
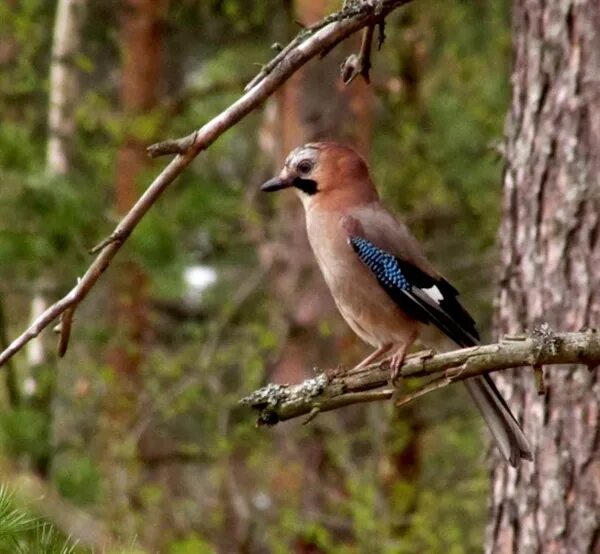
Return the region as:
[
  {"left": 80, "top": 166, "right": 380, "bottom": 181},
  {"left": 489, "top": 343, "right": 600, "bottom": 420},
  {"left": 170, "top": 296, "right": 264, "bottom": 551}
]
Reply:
[
  {"left": 389, "top": 363, "right": 404, "bottom": 404},
  {"left": 389, "top": 354, "right": 404, "bottom": 386},
  {"left": 325, "top": 365, "right": 346, "bottom": 380}
]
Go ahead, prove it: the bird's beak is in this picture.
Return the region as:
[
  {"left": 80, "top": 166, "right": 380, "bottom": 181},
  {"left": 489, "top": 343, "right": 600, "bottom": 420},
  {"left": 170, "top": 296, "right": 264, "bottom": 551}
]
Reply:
[{"left": 260, "top": 175, "right": 293, "bottom": 192}]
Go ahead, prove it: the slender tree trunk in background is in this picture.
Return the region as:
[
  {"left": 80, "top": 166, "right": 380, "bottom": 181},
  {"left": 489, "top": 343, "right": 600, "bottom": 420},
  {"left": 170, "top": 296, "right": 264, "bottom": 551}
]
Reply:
[
  {"left": 488, "top": 2, "right": 600, "bottom": 552},
  {"left": 383, "top": 15, "right": 425, "bottom": 527},
  {"left": 47, "top": 0, "right": 86, "bottom": 175},
  {"left": 23, "top": 0, "right": 88, "bottom": 476},
  {"left": 109, "top": 0, "right": 166, "bottom": 376},
  {"left": 0, "top": 299, "right": 19, "bottom": 407},
  {"left": 259, "top": 0, "right": 374, "bottom": 386},
  {"left": 253, "top": 2, "right": 374, "bottom": 552},
  {"left": 26, "top": 0, "right": 87, "bottom": 389},
  {"left": 100, "top": 0, "right": 166, "bottom": 535}
]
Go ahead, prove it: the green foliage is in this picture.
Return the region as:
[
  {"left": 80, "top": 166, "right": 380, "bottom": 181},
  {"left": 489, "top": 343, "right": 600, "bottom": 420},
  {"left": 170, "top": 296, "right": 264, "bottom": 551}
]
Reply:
[
  {"left": 0, "top": 487, "right": 37, "bottom": 544},
  {"left": 0, "top": 487, "right": 80, "bottom": 554},
  {"left": 0, "top": 0, "right": 511, "bottom": 551},
  {"left": 374, "top": 0, "right": 511, "bottom": 333},
  {"left": 0, "top": 0, "right": 53, "bottom": 143},
  {"left": 0, "top": 408, "right": 50, "bottom": 467},
  {"left": 0, "top": 171, "right": 100, "bottom": 281},
  {"left": 167, "top": 535, "right": 216, "bottom": 554},
  {"left": 53, "top": 454, "right": 101, "bottom": 506}
]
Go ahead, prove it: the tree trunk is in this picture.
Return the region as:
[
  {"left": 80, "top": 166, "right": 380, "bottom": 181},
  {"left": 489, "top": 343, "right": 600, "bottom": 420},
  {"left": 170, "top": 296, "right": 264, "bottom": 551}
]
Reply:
[
  {"left": 488, "top": 2, "right": 600, "bottom": 553},
  {"left": 253, "top": 2, "right": 374, "bottom": 552},
  {"left": 22, "top": 0, "right": 88, "bottom": 476},
  {"left": 109, "top": 0, "right": 166, "bottom": 376},
  {"left": 99, "top": 0, "right": 166, "bottom": 536},
  {"left": 26, "top": 0, "right": 87, "bottom": 383},
  {"left": 259, "top": 0, "right": 374, "bottom": 385},
  {"left": 47, "top": 0, "right": 86, "bottom": 176}
]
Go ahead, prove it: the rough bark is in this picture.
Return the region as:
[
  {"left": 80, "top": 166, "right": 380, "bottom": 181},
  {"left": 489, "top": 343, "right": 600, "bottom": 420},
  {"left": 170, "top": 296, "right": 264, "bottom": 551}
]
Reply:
[{"left": 488, "top": 1, "right": 600, "bottom": 553}]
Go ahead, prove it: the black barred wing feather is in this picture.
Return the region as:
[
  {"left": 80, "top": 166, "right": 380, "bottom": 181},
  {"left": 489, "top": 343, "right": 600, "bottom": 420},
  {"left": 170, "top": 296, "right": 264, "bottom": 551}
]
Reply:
[{"left": 349, "top": 236, "right": 479, "bottom": 347}]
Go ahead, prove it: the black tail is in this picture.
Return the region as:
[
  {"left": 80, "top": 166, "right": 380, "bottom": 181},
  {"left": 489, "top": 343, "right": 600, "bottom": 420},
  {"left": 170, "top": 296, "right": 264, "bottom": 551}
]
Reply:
[{"left": 464, "top": 375, "right": 532, "bottom": 467}]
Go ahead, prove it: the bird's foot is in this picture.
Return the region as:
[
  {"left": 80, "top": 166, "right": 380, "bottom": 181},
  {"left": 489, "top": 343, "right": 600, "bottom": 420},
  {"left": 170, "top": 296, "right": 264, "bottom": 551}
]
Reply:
[
  {"left": 386, "top": 332, "right": 419, "bottom": 386},
  {"left": 389, "top": 352, "right": 406, "bottom": 386},
  {"left": 350, "top": 344, "right": 393, "bottom": 372},
  {"left": 388, "top": 354, "right": 406, "bottom": 405},
  {"left": 325, "top": 365, "right": 346, "bottom": 380}
]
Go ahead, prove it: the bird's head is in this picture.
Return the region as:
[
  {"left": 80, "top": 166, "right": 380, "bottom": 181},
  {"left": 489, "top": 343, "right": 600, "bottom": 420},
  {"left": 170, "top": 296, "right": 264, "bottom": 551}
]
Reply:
[{"left": 261, "top": 142, "right": 378, "bottom": 210}]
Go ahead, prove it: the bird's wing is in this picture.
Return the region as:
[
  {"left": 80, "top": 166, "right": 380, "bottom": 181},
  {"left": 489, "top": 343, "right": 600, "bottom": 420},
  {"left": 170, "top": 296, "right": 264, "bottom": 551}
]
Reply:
[
  {"left": 343, "top": 204, "right": 479, "bottom": 347},
  {"left": 344, "top": 205, "right": 533, "bottom": 467}
]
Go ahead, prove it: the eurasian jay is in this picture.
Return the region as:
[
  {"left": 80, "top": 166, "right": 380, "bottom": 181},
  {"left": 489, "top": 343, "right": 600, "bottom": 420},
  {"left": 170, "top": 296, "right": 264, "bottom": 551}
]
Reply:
[{"left": 261, "top": 141, "right": 532, "bottom": 467}]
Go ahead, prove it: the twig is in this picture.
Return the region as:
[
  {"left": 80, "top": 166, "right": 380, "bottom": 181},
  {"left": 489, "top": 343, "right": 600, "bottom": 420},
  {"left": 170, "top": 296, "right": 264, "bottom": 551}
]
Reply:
[
  {"left": 394, "top": 375, "right": 449, "bottom": 407},
  {"left": 377, "top": 19, "right": 386, "bottom": 49},
  {"left": 239, "top": 330, "right": 600, "bottom": 425},
  {"left": 244, "top": 0, "right": 407, "bottom": 91},
  {"left": 56, "top": 305, "right": 75, "bottom": 357},
  {"left": 88, "top": 228, "right": 129, "bottom": 254},
  {"left": 359, "top": 24, "right": 375, "bottom": 82},
  {"left": 533, "top": 365, "right": 545, "bottom": 395},
  {"left": 146, "top": 131, "right": 197, "bottom": 159},
  {"left": 0, "top": 0, "right": 411, "bottom": 369},
  {"left": 340, "top": 24, "right": 376, "bottom": 84}
]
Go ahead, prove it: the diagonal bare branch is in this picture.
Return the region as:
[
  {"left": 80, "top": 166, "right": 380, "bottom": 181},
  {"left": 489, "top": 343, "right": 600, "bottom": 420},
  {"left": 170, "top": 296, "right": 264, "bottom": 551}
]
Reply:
[
  {"left": 239, "top": 330, "right": 600, "bottom": 425},
  {"left": 0, "top": 0, "right": 411, "bottom": 369}
]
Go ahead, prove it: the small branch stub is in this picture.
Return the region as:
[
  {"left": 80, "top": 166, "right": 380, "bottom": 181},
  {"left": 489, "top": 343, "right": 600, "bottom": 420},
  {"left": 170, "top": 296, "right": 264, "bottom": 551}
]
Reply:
[
  {"left": 240, "top": 374, "right": 329, "bottom": 426},
  {"left": 57, "top": 306, "right": 75, "bottom": 357},
  {"left": 147, "top": 132, "right": 197, "bottom": 159},
  {"left": 533, "top": 365, "right": 546, "bottom": 395},
  {"left": 340, "top": 24, "right": 376, "bottom": 84}
]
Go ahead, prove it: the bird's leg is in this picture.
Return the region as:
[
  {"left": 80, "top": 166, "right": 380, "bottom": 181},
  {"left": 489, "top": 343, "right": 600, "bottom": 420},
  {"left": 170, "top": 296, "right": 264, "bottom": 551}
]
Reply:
[
  {"left": 389, "top": 331, "right": 418, "bottom": 385},
  {"left": 389, "top": 344, "right": 409, "bottom": 385},
  {"left": 351, "top": 343, "right": 393, "bottom": 371}
]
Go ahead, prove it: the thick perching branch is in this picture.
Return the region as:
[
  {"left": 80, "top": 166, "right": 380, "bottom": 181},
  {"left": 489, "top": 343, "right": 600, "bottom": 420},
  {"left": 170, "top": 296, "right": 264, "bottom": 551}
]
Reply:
[
  {"left": 239, "top": 330, "right": 600, "bottom": 425},
  {"left": 0, "top": 0, "right": 410, "bottom": 368}
]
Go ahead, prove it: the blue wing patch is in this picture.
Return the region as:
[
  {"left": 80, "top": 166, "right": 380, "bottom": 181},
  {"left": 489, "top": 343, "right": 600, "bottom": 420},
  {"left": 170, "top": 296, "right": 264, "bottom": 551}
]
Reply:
[
  {"left": 349, "top": 236, "right": 410, "bottom": 291},
  {"left": 349, "top": 235, "right": 480, "bottom": 347}
]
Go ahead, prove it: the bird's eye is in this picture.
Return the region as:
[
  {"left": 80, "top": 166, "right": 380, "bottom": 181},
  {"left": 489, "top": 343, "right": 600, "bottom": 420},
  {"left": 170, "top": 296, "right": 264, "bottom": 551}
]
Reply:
[{"left": 297, "top": 160, "right": 313, "bottom": 174}]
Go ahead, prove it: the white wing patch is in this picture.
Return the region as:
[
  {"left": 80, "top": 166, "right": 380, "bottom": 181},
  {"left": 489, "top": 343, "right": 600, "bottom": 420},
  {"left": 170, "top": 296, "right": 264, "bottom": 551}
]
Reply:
[{"left": 422, "top": 285, "right": 443, "bottom": 303}]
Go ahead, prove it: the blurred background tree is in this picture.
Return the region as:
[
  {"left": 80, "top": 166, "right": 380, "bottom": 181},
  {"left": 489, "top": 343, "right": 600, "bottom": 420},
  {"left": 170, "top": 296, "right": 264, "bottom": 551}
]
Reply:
[{"left": 0, "top": 0, "right": 512, "bottom": 552}]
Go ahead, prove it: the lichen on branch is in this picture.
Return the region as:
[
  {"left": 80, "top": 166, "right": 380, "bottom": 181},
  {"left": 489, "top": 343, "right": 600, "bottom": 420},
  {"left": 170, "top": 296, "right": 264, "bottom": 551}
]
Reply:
[{"left": 240, "top": 329, "right": 600, "bottom": 425}]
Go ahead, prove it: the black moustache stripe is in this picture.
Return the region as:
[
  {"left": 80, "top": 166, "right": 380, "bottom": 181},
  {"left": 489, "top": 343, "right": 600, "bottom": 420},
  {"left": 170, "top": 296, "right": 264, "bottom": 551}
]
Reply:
[{"left": 293, "top": 177, "right": 318, "bottom": 195}]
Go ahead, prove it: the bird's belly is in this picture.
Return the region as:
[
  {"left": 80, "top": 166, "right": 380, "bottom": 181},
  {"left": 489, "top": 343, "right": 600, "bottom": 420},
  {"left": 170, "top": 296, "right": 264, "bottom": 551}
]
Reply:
[
  {"left": 321, "top": 254, "right": 418, "bottom": 348},
  {"left": 307, "top": 210, "right": 419, "bottom": 348}
]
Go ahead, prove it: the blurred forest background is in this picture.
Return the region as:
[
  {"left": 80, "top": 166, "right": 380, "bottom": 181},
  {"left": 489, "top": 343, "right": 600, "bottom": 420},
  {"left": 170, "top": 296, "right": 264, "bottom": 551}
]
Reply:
[{"left": 0, "top": 0, "right": 513, "bottom": 552}]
